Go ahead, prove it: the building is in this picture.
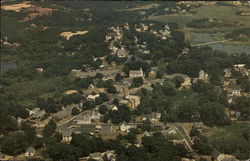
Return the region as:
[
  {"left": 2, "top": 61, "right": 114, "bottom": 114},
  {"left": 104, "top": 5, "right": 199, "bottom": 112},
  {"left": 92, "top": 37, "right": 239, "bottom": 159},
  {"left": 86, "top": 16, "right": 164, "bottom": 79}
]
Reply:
[
  {"left": 104, "top": 150, "right": 117, "bottom": 161},
  {"left": 212, "top": 150, "right": 225, "bottom": 161},
  {"left": 232, "top": 86, "right": 241, "bottom": 96},
  {"left": 24, "top": 147, "right": 35, "bottom": 158},
  {"left": 120, "top": 122, "right": 137, "bottom": 132},
  {"left": 89, "top": 152, "right": 103, "bottom": 161},
  {"left": 116, "top": 48, "right": 129, "bottom": 58},
  {"left": 87, "top": 94, "right": 100, "bottom": 101},
  {"left": 233, "top": 64, "right": 245, "bottom": 71},
  {"left": 125, "top": 95, "right": 141, "bottom": 109},
  {"left": 74, "top": 110, "right": 101, "bottom": 124},
  {"left": 199, "top": 70, "right": 209, "bottom": 81},
  {"left": 193, "top": 122, "right": 204, "bottom": 129},
  {"left": 105, "top": 32, "right": 118, "bottom": 42},
  {"left": 224, "top": 68, "right": 232, "bottom": 78},
  {"left": 27, "top": 108, "right": 46, "bottom": 119},
  {"left": 62, "top": 130, "right": 72, "bottom": 143},
  {"left": 129, "top": 68, "right": 144, "bottom": 78}
]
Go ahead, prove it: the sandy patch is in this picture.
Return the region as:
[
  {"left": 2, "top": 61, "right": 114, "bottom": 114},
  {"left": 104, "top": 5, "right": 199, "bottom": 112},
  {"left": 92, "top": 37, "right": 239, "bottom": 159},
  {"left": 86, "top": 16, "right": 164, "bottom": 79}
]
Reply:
[
  {"left": 20, "top": 7, "right": 54, "bottom": 22},
  {"left": 60, "top": 31, "right": 88, "bottom": 40},
  {"left": 120, "top": 3, "right": 160, "bottom": 11},
  {"left": 64, "top": 90, "right": 78, "bottom": 95},
  {"left": 1, "top": 1, "right": 32, "bottom": 12}
]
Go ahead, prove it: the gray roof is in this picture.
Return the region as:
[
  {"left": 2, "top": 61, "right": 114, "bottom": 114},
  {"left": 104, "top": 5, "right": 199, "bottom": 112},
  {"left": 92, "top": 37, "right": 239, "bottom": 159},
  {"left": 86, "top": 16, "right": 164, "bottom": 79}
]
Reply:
[
  {"left": 73, "top": 124, "right": 95, "bottom": 134},
  {"left": 26, "top": 147, "right": 35, "bottom": 153},
  {"left": 100, "top": 125, "right": 112, "bottom": 134},
  {"left": 116, "top": 48, "right": 128, "bottom": 57},
  {"left": 107, "top": 32, "right": 118, "bottom": 37},
  {"left": 212, "top": 150, "right": 221, "bottom": 159}
]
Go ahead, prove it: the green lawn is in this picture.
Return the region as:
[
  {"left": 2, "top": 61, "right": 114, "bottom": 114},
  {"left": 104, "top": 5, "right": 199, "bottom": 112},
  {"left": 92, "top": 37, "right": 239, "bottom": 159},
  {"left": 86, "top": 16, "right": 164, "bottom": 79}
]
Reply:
[
  {"left": 204, "top": 123, "right": 249, "bottom": 142},
  {"left": 8, "top": 77, "right": 67, "bottom": 106},
  {"left": 149, "top": 4, "right": 250, "bottom": 43}
]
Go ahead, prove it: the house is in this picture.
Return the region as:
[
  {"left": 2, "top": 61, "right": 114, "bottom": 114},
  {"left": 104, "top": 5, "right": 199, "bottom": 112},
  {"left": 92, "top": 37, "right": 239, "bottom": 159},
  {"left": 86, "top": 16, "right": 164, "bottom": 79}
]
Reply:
[
  {"left": 105, "top": 32, "right": 118, "bottom": 42},
  {"left": 149, "top": 112, "right": 161, "bottom": 122},
  {"left": 120, "top": 122, "right": 137, "bottom": 132},
  {"left": 212, "top": 150, "right": 225, "bottom": 161},
  {"left": 116, "top": 48, "right": 129, "bottom": 58},
  {"left": 89, "top": 152, "right": 103, "bottom": 161},
  {"left": 193, "top": 122, "right": 204, "bottom": 129},
  {"left": 233, "top": 64, "right": 245, "bottom": 71},
  {"left": 224, "top": 68, "right": 232, "bottom": 78},
  {"left": 74, "top": 110, "right": 101, "bottom": 124},
  {"left": 36, "top": 67, "right": 44, "bottom": 73},
  {"left": 104, "top": 150, "right": 117, "bottom": 161},
  {"left": 231, "top": 86, "right": 241, "bottom": 96},
  {"left": 199, "top": 70, "right": 209, "bottom": 81},
  {"left": 99, "top": 125, "right": 113, "bottom": 135},
  {"left": 73, "top": 124, "right": 96, "bottom": 134},
  {"left": 54, "top": 104, "right": 81, "bottom": 120},
  {"left": 240, "top": 68, "right": 249, "bottom": 76},
  {"left": 125, "top": 95, "right": 141, "bottom": 109},
  {"left": 129, "top": 68, "right": 144, "bottom": 78},
  {"left": 24, "top": 147, "right": 35, "bottom": 158},
  {"left": 28, "top": 108, "right": 46, "bottom": 119},
  {"left": 87, "top": 94, "right": 100, "bottom": 101},
  {"left": 61, "top": 130, "right": 72, "bottom": 143}
]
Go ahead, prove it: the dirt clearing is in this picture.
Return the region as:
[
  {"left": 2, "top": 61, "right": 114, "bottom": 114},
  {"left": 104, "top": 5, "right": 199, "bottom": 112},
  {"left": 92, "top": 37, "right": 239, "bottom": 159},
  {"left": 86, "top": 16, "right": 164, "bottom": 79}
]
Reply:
[{"left": 60, "top": 31, "right": 89, "bottom": 40}]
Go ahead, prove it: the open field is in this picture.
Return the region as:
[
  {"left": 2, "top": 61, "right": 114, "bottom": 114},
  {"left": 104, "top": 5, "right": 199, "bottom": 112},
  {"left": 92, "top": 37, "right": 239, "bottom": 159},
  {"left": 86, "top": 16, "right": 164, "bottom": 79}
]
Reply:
[
  {"left": 149, "top": 4, "right": 250, "bottom": 44},
  {"left": 203, "top": 123, "right": 249, "bottom": 139},
  {"left": 1, "top": 1, "right": 32, "bottom": 12},
  {"left": 60, "top": 31, "right": 89, "bottom": 40}
]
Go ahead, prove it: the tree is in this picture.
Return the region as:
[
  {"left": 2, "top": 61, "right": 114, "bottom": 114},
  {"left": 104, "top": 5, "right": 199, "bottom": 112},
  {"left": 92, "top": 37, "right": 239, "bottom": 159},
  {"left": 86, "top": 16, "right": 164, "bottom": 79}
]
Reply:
[
  {"left": 43, "top": 120, "right": 57, "bottom": 138},
  {"left": 71, "top": 107, "right": 80, "bottom": 115},
  {"left": 53, "top": 132, "right": 63, "bottom": 142},
  {"left": 107, "top": 85, "right": 117, "bottom": 94},
  {"left": 190, "top": 126, "right": 200, "bottom": 138},
  {"left": 172, "top": 76, "right": 185, "bottom": 88},
  {"left": 193, "top": 136, "right": 212, "bottom": 155},
  {"left": 107, "top": 104, "right": 132, "bottom": 124},
  {"left": 200, "top": 102, "right": 229, "bottom": 126},
  {"left": 0, "top": 133, "right": 29, "bottom": 156},
  {"left": 99, "top": 105, "right": 108, "bottom": 115},
  {"left": 115, "top": 73, "right": 123, "bottom": 82},
  {"left": 95, "top": 73, "right": 104, "bottom": 79},
  {"left": 130, "top": 77, "right": 143, "bottom": 88},
  {"left": 46, "top": 143, "right": 80, "bottom": 161}
]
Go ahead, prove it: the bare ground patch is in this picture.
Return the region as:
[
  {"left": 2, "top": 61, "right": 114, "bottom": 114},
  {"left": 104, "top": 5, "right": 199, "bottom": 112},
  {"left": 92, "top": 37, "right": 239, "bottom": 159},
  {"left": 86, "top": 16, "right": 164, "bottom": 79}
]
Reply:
[{"left": 60, "top": 31, "right": 89, "bottom": 40}]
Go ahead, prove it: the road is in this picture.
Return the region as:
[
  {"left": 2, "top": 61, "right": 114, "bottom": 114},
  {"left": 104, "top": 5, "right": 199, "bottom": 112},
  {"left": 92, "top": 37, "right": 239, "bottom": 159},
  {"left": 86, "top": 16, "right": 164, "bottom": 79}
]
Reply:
[
  {"left": 191, "top": 40, "right": 227, "bottom": 47},
  {"left": 169, "top": 123, "right": 194, "bottom": 151}
]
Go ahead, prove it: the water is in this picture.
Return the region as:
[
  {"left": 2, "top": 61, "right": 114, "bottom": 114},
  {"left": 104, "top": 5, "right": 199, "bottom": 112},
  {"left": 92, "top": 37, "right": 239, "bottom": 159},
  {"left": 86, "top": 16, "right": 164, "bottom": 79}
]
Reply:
[
  {"left": 191, "top": 32, "right": 250, "bottom": 54},
  {"left": 0, "top": 61, "right": 17, "bottom": 72}
]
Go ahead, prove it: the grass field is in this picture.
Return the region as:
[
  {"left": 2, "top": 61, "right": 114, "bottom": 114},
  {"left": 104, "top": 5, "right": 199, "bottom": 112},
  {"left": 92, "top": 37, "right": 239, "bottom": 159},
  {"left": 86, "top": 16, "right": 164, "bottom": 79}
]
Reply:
[
  {"left": 9, "top": 77, "right": 67, "bottom": 106},
  {"left": 149, "top": 4, "right": 250, "bottom": 43},
  {"left": 203, "top": 123, "right": 249, "bottom": 141}
]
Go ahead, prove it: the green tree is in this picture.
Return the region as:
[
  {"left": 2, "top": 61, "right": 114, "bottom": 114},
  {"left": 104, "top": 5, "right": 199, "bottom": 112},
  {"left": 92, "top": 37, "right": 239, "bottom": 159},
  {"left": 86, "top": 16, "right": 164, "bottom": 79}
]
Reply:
[
  {"left": 130, "top": 77, "right": 144, "bottom": 88},
  {"left": 46, "top": 143, "right": 80, "bottom": 161},
  {"left": 71, "top": 107, "right": 80, "bottom": 115},
  {"left": 43, "top": 120, "right": 57, "bottom": 138},
  {"left": 200, "top": 102, "right": 229, "bottom": 126}
]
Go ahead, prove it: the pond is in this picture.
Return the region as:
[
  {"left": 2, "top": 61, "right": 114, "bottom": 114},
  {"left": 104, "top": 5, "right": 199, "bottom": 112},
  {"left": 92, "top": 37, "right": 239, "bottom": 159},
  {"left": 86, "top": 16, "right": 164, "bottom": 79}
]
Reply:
[
  {"left": 191, "top": 32, "right": 250, "bottom": 54},
  {"left": 1, "top": 61, "right": 17, "bottom": 72}
]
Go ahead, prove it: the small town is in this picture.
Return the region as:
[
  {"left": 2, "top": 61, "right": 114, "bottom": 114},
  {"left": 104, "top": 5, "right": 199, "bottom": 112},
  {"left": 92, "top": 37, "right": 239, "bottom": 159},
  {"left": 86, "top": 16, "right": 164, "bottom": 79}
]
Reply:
[{"left": 0, "top": 1, "right": 250, "bottom": 161}]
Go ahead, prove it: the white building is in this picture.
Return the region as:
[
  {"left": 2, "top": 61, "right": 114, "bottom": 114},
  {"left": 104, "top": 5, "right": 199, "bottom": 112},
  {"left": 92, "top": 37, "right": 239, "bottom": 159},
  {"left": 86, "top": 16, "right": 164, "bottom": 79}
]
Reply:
[{"left": 129, "top": 68, "right": 144, "bottom": 78}]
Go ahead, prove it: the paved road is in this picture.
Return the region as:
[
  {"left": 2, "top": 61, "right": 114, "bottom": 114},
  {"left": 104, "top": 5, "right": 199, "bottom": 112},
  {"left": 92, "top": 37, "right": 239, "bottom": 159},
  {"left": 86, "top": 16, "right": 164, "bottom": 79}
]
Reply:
[{"left": 170, "top": 123, "right": 194, "bottom": 150}]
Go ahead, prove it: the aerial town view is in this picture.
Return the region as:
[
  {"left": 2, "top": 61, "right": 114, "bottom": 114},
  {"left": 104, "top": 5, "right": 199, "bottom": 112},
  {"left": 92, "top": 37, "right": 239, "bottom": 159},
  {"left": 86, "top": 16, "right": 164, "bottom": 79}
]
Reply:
[{"left": 0, "top": 1, "right": 250, "bottom": 161}]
